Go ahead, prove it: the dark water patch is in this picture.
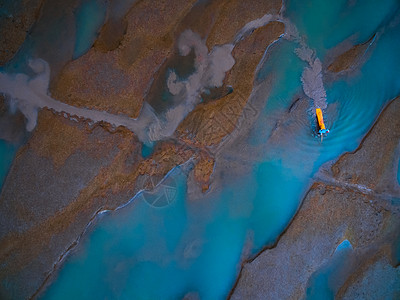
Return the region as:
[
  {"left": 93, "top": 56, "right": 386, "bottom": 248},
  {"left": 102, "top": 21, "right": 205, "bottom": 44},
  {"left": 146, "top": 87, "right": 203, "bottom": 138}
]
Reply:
[
  {"left": 0, "top": 0, "right": 42, "bottom": 65},
  {"left": 94, "top": 18, "right": 127, "bottom": 52},
  {"left": 141, "top": 142, "right": 154, "bottom": 158},
  {"left": 392, "top": 230, "right": 400, "bottom": 267},
  {"left": 146, "top": 48, "right": 197, "bottom": 115},
  {"left": 285, "top": 0, "right": 400, "bottom": 58},
  {"left": 0, "top": 0, "right": 24, "bottom": 16},
  {"left": 201, "top": 85, "right": 233, "bottom": 103},
  {"left": 73, "top": 0, "right": 107, "bottom": 59},
  {"left": 93, "top": 0, "right": 136, "bottom": 52},
  {"left": 397, "top": 159, "right": 400, "bottom": 188},
  {"left": 0, "top": 96, "right": 30, "bottom": 191},
  {"left": 3, "top": 0, "right": 80, "bottom": 80},
  {"left": 305, "top": 240, "right": 354, "bottom": 300},
  {"left": 0, "top": 139, "right": 16, "bottom": 190}
]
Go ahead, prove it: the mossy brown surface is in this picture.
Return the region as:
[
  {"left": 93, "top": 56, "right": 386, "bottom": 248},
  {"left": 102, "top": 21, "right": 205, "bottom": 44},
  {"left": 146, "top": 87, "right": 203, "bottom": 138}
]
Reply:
[
  {"left": 177, "top": 22, "right": 284, "bottom": 147},
  {"left": 0, "top": 95, "right": 5, "bottom": 113},
  {"left": 93, "top": 19, "right": 127, "bottom": 52},
  {"left": 206, "top": 0, "right": 281, "bottom": 47},
  {"left": 193, "top": 154, "right": 215, "bottom": 192},
  {"left": 51, "top": 0, "right": 196, "bottom": 118},
  {"left": 231, "top": 181, "right": 398, "bottom": 299},
  {"left": 0, "top": 110, "right": 136, "bottom": 298},
  {"left": 29, "top": 110, "right": 93, "bottom": 168},
  {"left": 0, "top": 0, "right": 43, "bottom": 65},
  {"left": 327, "top": 35, "right": 374, "bottom": 73},
  {"left": 332, "top": 97, "right": 400, "bottom": 195}
]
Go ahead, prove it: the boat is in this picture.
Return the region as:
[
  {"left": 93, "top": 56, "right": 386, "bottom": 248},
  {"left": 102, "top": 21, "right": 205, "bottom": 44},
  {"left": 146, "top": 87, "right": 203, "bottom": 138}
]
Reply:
[{"left": 316, "top": 108, "right": 329, "bottom": 141}]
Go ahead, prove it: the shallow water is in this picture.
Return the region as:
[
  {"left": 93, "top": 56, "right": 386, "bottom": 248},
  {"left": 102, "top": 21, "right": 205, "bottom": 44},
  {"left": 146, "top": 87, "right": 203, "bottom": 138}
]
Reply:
[
  {"left": 0, "top": 0, "right": 399, "bottom": 299},
  {"left": 41, "top": 1, "right": 400, "bottom": 299},
  {"left": 141, "top": 142, "right": 155, "bottom": 158},
  {"left": 305, "top": 240, "right": 354, "bottom": 300},
  {"left": 398, "top": 159, "right": 400, "bottom": 186},
  {"left": 0, "top": 140, "right": 16, "bottom": 190},
  {"left": 73, "top": 0, "right": 107, "bottom": 59},
  {"left": 285, "top": 0, "right": 399, "bottom": 58}
]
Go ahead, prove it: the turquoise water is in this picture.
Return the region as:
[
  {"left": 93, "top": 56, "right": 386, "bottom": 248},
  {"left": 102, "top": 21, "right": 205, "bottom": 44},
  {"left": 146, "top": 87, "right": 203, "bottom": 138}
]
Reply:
[
  {"left": 41, "top": 1, "right": 400, "bottom": 299},
  {"left": 256, "top": 39, "right": 306, "bottom": 113},
  {"left": 73, "top": 0, "right": 107, "bottom": 59},
  {"left": 393, "top": 232, "right": 400, "bottom": 266},
  {"left": 141, "top": 143, "right": 155, "bottom": 158},
  {"left": 0, "top": 0, "right": 395, "bottom": 298},
  {"left": 305, "top": 240, "right": 354, "bottom": 300},
  {"left": 0, "top": 140, "right": 16, "bottom": 190},
  {"left": 398, "top": 159, "right": 400, "bottom": 186},
  {"left": 285, "top": 0, "right": 399, "bottom": 58},
  {"left": 0, "top": 0, "right": 23, "bottom": 18}
]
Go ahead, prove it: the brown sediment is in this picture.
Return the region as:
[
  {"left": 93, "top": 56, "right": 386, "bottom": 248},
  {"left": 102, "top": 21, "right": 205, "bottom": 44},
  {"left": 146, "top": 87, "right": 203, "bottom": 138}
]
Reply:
[
  {"left": 29, "top": 110, "right": 90, "bottom": 168},
  {"left": 177, "top": 21, "right": 285, "bottom": 147},
  {"left": 0, "top": 112, "right": 136, "bottom": 298},
  {"left": 50, "top": 0, "right": 282, "bottom": 119},
  {"left": 94, "top": 18, "right": 128, "bottom": 52},
  {"left": 193, "top": 153, "right": 215, "bottom": 192},
  {"left": 0, "top": 95, "right": 27, "bottom": 144},
  {"left": 50, "top": 48, "right": 158, "bottom": 119},
  {"left": 0, "top": 140, "right": 192, "bottom": 266},
  {"left": 0, "top": 95, "right": 5, "bottom": 114},
  {"left": 175, "top": 0, "right": 228, "bottom": 40},
  {"left": 50, "top": 0, "right": 197, "bottom": 118},
  {"left": 206, "top": 0, "right": 282, "bottom": 47},
  {"left": 331, "top": 96, "right": 400, "bottom": 195},
  {"left": 335, "top": 244, "right": 399, "bottom": 299},
  {"left": 0, "top": 0, "right": 43, "bottom": 65},
  {"left": 201, "top": 85, "right": 233, "bottom": 102},
  {"left": 327, "top": 35, "right": 375, "bottom": 73},
  {"left": 28, "top": 109, "right": 143, "bottom": 169},
  {"left": 229, "top": 96, "right": 400, "bottom": 299},
  {"left": 0, "top": 112, "right": 203, "bottom": 299},
  {"left": 140, "top": 143, "right": 194, "bottom": 174},
  {"left": 230, "top": 181, "right": 399, "bottom": 299}
]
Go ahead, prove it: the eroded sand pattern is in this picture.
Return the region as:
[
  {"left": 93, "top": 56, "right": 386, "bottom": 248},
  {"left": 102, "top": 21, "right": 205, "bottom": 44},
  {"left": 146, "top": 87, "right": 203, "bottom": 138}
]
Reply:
[{"left": 0, "top": 0, "right": 399, "bottom": 299}]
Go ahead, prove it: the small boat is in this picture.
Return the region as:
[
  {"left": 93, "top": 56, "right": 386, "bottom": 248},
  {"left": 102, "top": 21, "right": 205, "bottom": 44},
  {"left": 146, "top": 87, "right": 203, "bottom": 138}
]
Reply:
[{"left": 316, "top": 108, "right": 329, "bottom": 141}]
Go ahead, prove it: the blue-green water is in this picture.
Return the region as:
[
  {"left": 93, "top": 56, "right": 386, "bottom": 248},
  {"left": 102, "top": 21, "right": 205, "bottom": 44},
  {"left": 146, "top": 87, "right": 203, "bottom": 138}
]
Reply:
[
  {"left": 397, "top": 159, "right": 400, "bottom": 186},
  {"left": 285, "top": 0, "right": 399, "bottom": 58},
  {"left": 40, "top": 1, "right": 400, "bottom": 299},
  {"left": 73, "top": 0, "right": 107, "bottom": 59},
  {"left": 141, "top": 143, "right": 155, "bottom": 158},
  {"left": 305, "top": 240, "right": 354, "bottom": 300},
  {"left": 0, "top": 0, "right": 397, "bottom": 298},
  {"left": 0, "top": 140, "right": 16, "bottom": 190}
]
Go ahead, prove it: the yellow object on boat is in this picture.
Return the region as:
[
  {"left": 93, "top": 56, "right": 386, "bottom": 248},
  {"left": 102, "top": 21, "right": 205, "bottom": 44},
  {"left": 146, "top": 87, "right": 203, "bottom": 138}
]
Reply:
[
  {"left": 316, "top": 108, "right": 329, "bottom": 134},
  {"left": 316, "top": 108, "right": 325, "bottom": 130}
]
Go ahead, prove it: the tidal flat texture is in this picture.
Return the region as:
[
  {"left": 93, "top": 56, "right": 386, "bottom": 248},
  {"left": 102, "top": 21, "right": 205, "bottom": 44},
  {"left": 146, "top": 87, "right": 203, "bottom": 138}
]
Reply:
[{"left": 0, "top": 0, "right": 399, "bottom": 299}]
